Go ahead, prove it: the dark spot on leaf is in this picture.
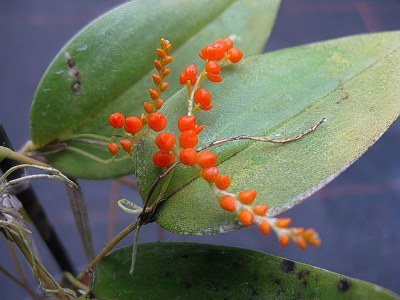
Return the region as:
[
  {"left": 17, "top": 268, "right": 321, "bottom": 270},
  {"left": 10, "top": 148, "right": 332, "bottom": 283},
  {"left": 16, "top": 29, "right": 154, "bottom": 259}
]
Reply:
[
  {"left": 337, "top": 81, "right": 349, "bottom": 104},
  {"left": 165, "top": 271, "right": 171, "bottom": 278},
  {"left": 66, "top": 58, "right": 75, "bottom": 68},
  {"left": 71, "top": 81, "right": 81, "bottom": 95},
  {"left": 297, "top": 269, "right": 310, "bottom": 287},
  {"left": 281, "top": 259, "right": 295, "bottom": 273},
  {"left": 295, "top": 291, "right": 303, "bottom": 300},
  {"left": 337, "top": 278, "right": 352, "bottom": 292},
  {"left": 182, "top": 254, "right": 189, "bottom": 259}
]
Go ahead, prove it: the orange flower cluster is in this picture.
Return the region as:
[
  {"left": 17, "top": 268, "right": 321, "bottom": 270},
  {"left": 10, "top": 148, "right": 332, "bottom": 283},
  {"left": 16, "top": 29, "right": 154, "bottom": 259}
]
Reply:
[
  {"left": 107, "top": 37, "right": 321, "bottom": 249},
  {"left": 106, "top": 39, "right": 172, "bottom": 156}
]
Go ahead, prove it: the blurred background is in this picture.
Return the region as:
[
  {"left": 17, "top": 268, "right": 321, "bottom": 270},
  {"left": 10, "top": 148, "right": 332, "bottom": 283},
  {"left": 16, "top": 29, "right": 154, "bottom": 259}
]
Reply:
[{"left": 1, "top": 0, "right": 399, "bottom": 298}]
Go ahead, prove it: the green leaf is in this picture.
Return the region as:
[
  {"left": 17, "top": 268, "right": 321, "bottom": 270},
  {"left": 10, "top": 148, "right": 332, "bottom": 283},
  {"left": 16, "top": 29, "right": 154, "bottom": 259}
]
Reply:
[
  {"left": 135, "top": 31, "right": 400, "bottom": 234},
  {"left": 30, "top": 0, "right": 280, "bottom": 179},
  {"left": 93, "top": 243, "right": 399, "bottom": 299}
]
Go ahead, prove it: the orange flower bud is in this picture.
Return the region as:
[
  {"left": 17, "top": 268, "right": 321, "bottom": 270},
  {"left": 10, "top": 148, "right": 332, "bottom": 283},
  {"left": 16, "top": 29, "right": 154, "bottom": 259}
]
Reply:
[
  {"left": 215, "top": 175, "right": 231, "bottom": 190},
  {"left": 154, "top": 99, "right": 165, "bottom": 109},
  {"left": 237, "top": 190, "right": 257, "bottom": 205},
  {"left": 275, "top": 218, "right": 292, "bottom": 228},
  {"left": 237, "top": 210, "right": 253, "bottom": 226},
  {"left": 252, "top": 204, "right": 268, "bottom": 216},
  {"left": 278, "top": 233, "right": 289, "bottom": 247},
  {"left": 258, "top": 220, "right": 271, "bottom": 235},
  {"left": 218, "top": 195, "right": 236, "bottom": 212},
  {"left": 201, "top": 167, "right": 219, "bottom": 183}
]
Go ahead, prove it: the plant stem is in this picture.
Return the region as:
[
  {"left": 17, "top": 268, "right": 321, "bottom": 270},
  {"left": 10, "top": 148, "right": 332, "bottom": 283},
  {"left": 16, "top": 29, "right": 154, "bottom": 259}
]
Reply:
[
  {"left": 0, "top": 123, "right": 76, "bottom": 275},
  {"left": 0, "top": 146, "right": 48, "bottom": 167},
  {"left": 0, "top": 264, "right": 40, "bottom": 300},
  {"left": 6, "top": 241, "right": 28, "bottom": 285},
  {"left": 76, "top": 219, "right": 140, "bottom": 281}
]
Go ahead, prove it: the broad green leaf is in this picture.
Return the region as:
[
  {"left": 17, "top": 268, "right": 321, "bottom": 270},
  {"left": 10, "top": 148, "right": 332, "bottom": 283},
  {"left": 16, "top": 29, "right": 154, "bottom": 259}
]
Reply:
[
  {"left": 135, "top": 31, "right": 400, "bottom": 234},
  {"left": 94, "top": 243, "right": 399, "bottom": 299},
  {"left": 30, "top": 0, "right": 280, "bottom": 179}
]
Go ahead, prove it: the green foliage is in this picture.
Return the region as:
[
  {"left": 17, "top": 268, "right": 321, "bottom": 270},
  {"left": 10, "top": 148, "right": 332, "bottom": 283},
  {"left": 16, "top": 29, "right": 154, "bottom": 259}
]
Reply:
[
  {"left": 26, "top": 0, "right": 400, "bottom": 297},
  {"left": 136, "top": 31, "right": 400, "bottom": 234},
  {"left": 30, "top": 0, "right": 280, "bottom": 179},
  {"left": 94, "top": 243, "right": 399, "bottom": 299}
]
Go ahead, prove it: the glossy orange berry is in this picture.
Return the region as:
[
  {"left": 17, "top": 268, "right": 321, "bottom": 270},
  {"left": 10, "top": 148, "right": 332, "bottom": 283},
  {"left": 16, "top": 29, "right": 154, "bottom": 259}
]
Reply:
[
  {"left": 108, "top": 112, "right": 125, "bottom": 128},
  {"left": 179, "top": 64, "right": 197, "bottom": 85},
  {"left": 252, "top": 204, "right": 268, "bottom": 216},
  {"left": 178, "top": 115, "right": 197, "bottom": 132},
  {"left": 207, "top": 73, "right": 222, "bottom": 82},
  {"left": 179, "top": 130, "right": 198, "bottom": 148},
  {"left": 199, "top": 45, "right": 216, "bottom": 60},
  {"left": 120, "top": 139, "right": 133, "bottom": 153},
  {"left": 206, "top": 60, "right": 220, "bottom": 75},
  {"left": 108, "top": 143, "right": 119, "bottom": 155},
  {"left": 144, "top": 102, "right": 154, "bottom": 114},
  {"left": 194, "top": 89, "right": 211, "bottom": 107},
  {"left": 227, "top": 48, "right": 243, "bottom": 64},
  {"left": 237, "top": 210, "right": 253, "bottom": 226},
  {"left": 179, "top": 148, "right": 197, "bottom": 166},
  {"left": 237, "top": 190, "right": 257, "bottom": 205},
  {"left": 152, "top": 151, "right": 175, "bottom": 168},
  {"left": 199, "top": 104, "right": 213, "bottom": 111},
  {"left": 258, "top": 220, "right": 271, "bottom": 235},
  {"left": 147, "top": 113, "right": 167, "bottom": 132},
  {"left": 278, "top": 233, "right": 290, "bottom": 247},
  {"left": 124, "top": 116, "right": 143, "bottom": 134},
  {"left": 215, "top": 39, "right": 230, "bottom": 51},
  {"left": 224, "top": 38, "right": 233, "bottom": 49},
  {"left": 201, "top": 167, "right": 219, "bottom": 182},
  {"left": 215, "top": 175, "right": 231, "bottom": 190},
  {"left": 275, "top": 218, "right": 292, "bottom": 228},
  {"left": 201, "top": 42, "right": 226, "bottom": 61},
  {"left": 155, "top": 132, "right": 176, "bottom": 151},
  {"left": 197, "top": 151, "right": 217, "bottom": 169},
  {"left": 218, "top": 195, "right": 236, "bottom": 212}
]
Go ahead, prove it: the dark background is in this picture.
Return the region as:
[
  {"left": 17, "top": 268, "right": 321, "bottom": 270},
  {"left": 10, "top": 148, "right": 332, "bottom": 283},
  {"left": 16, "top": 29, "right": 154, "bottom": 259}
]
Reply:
[{"left": 1, "top": 1, "right": 399, "bottom": 299}]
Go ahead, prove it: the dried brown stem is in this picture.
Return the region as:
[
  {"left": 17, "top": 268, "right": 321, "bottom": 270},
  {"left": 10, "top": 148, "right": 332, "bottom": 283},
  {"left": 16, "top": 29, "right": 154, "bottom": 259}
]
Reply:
[{"left": 196, "top": 118, "right": 326, "bottom": 152}]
